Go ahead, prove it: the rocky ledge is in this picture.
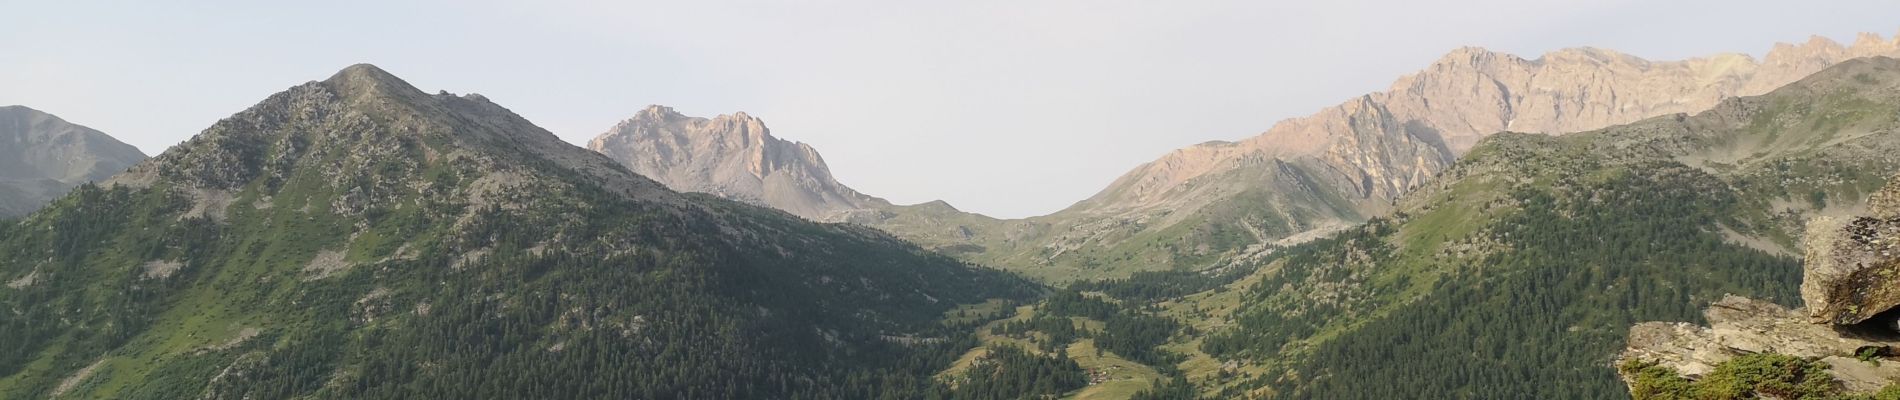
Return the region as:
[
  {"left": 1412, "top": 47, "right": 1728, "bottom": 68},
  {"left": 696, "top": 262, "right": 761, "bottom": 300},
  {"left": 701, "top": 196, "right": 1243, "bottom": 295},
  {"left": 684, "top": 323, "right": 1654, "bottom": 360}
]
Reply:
[
  {"left": 1622, "top": 295, "right": 1900, "bottom": 393},
  {"left": 1618, "top": 176, "right": 1900, "bottom": 397}
]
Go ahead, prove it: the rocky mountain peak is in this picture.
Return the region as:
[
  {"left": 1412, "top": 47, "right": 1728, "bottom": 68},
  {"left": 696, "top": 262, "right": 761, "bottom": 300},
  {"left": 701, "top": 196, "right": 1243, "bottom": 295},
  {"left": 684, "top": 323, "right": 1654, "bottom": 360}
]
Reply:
[
  {"left": 1537, "top": 46, "right": 1642, "bottom": 66},
  {"left": 1771, "top": 34, "right": 1850, "bottom": 60},
  {"left": 707, "top": 111, "right": 772, "bottom": 146},
  {"left": 1855, "top": 32, "right": 1900, "bottom": 53},
  {"left": 1427, "top": 46, "right": 1525, "bottom": 71},
  {"left": 108, "top": 64, "right": 670, "bottom": 219},
  {"left": 315, "top": 63, "right": 464, "bottom": 111},
  {"left": 634, "top": 104, "right": 685, "bottom": 120},
  {"left": 1805, "top": 34, "right": 1847, "bottom": 50},
  {"left": 325, "top": 64, "right": 413, "bottom": 92},
  {"left": 588, "top": 106, "right": 887, "bottom": 220}
]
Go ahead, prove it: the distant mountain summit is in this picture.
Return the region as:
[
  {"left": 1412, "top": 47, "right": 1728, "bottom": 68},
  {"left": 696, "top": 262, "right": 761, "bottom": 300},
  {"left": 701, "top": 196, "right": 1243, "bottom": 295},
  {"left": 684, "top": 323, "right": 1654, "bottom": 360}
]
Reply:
[
  {"left": 587, "top": 105, "right": 888, "bottom": 220},
  {"left": 0, "top": 106, "right": 146, "bottom": 217}
]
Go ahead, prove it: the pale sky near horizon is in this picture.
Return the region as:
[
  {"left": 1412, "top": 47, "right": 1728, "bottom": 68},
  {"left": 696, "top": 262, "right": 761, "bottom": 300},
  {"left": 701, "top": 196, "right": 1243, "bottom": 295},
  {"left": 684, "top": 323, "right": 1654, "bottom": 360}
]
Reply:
[{"left": 4, "top": 1, "right": 1898, "bottom": 218}]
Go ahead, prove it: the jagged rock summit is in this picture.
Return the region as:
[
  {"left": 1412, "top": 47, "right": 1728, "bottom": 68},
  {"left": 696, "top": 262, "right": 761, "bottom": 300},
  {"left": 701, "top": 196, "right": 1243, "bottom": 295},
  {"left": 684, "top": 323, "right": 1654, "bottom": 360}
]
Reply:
[
  {"left": 587, "top": 105, "right": 888, "bottom": 220},
  {"left": 0, "top": 106, "right": 147, "bottom": 217}
]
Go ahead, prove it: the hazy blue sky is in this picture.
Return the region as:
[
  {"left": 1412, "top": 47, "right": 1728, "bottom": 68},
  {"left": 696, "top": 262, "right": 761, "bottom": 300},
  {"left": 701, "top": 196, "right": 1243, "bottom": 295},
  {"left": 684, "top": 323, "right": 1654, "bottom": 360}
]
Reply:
[{"left": 5, "top": 1, "right": 1899, "bottom": 218}]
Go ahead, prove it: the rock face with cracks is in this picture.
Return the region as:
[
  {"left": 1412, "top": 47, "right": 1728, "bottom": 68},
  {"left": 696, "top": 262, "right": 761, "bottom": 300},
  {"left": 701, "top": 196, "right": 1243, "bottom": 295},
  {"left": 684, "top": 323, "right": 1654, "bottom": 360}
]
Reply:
[{"left": 1803, "top": 208, "right": 1900, "bottom": 326}]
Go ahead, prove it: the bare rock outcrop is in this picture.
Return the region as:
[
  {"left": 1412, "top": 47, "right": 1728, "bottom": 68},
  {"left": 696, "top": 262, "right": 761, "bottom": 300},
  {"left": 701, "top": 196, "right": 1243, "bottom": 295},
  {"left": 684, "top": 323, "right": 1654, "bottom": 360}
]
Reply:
[{"left": 1803, "top": 179, "right": 1900, "bottom": 326}]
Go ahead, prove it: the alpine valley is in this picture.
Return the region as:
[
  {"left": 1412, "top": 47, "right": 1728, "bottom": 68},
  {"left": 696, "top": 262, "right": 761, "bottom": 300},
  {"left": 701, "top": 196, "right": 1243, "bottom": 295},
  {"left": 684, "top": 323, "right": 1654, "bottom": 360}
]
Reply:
[{"left": 6, "top": 28, "right": 1900, "bottom": 400}]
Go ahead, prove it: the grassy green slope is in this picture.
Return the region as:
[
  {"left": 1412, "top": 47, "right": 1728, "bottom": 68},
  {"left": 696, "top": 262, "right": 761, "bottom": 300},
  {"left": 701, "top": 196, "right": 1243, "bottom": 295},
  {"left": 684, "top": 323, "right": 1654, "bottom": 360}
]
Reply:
[{"left": 864, "top": 159, "right": 1364, "bottom": 284}]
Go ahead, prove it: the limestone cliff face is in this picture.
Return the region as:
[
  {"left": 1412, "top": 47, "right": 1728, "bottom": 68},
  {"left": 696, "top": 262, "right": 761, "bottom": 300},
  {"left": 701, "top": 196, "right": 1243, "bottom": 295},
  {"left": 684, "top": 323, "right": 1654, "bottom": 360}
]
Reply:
[
  {"left": 0, "top": 106, "right": 147, "bottom": 217},
  {"left": 1086, "top": 33, "right": 1900, "bottom": 222},
  {"left": 587, "top": 105, "right": 887, "bottom": 220}
]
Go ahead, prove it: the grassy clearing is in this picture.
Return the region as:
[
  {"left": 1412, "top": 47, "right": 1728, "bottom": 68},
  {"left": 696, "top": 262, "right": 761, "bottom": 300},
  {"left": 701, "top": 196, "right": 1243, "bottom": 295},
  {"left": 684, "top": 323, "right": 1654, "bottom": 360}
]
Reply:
[
  {"left": 1063, "top": 339, "right": 1160, "bottom": 400},
  {"left": 942, "top": 298, "right": 1015, "bottom": 326},
  {"left": 1155, "top": 261, "right": 1273, "bottom": 396},
  {"left": 936, "top": 305, "right": 1042, "bottom": 382},
  {"left": 935, "top": 302, "right": 1170, "bottom": 399}
]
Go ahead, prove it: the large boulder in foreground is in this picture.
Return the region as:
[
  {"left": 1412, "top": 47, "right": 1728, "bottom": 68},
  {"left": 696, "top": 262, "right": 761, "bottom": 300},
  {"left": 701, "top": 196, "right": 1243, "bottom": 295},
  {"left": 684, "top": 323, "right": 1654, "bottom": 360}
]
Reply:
[
  {"left": 1622, "top": 295, "right": 1900, "bottom": 393},
  {"left": 1802, "top": 178, "right": 1900, "bottom": 326}
]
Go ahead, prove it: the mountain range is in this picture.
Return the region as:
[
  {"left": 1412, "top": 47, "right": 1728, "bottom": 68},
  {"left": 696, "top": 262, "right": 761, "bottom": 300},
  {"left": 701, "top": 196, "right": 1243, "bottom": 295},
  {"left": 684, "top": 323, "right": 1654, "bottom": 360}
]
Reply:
[
  {"left": 568, "top": 35, "right": 1900, "bottom": 398},
  {"left": 586, "top": 33, "right": 1900, "bottom": 283},
  {"left": 0, "top": 64, "right": 1032, "bottom": 398},
  {"left": 0, "top": 106, "right": 146, "bottom": 217},
  {"left": 8, "top": 29, "right": 1900, "bottom": 400}
]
